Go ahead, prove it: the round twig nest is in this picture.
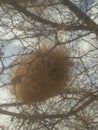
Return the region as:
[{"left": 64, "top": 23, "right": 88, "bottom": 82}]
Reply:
[{"left": 10, "top": 46, "right": 73, "bottom": 103}]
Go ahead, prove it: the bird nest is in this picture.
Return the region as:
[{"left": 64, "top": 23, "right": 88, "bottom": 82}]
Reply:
[{"left": 10, "top": 46, "right": 73, "bottom": 103}]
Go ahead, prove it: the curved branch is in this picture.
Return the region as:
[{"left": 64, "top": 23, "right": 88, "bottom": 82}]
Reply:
[
  {"left": 0, "top": 94, "right": 97, "bottom": 121},
  {"left": 61, "top": 0, "right": 98, "bottom": 36},
  {"left": 1, "top": 0, "right": 94, "bottom": 32}
]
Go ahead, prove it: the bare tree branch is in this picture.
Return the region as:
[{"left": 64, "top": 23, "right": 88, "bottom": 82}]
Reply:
[
  {"left": 61, "top": 0, "right": 98, "bottom": 36},
  {"left": 1, "top": 0, "right": 95, "bottom": 32}
]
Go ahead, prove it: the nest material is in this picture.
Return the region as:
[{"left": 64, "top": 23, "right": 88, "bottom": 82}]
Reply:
[{"left": 10, "top": 46, "right": 73, "bottom": 103}]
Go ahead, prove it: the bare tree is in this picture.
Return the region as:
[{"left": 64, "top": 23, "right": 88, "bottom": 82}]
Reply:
[{"left": 0, "top": 0, "right": 98, "bottom": 129}]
